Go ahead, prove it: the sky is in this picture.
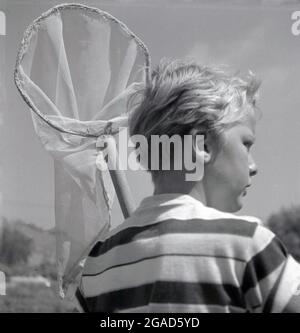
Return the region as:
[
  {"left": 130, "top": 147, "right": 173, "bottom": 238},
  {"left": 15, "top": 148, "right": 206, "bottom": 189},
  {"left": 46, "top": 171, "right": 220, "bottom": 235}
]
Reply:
[{"left": 1, "top": 0, "right": 300, "bottom": 229}]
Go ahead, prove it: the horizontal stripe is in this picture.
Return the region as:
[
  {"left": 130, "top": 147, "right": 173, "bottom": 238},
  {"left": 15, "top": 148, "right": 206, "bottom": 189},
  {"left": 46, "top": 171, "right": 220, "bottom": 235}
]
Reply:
[
  {"left": 84, "top": 233, "right": 248, "bottom": 276},
  {"left": 241, "top": 237, "right": 287, "bottom": 294},
  {"left": 89, "top": 218, "right": 258, "bottom": 258},
  {"left": 83, "top": 253, "right": 245, "bottom": 278},
  {"left": 82, "top": 255, "right": 244, "bottom": 297},
  {"left": 95, "top": 195, "right": 260, "bottom": 246},
  {"left": 85, "top": 281, "right": 245, "bottom": 312},
  {"left": 136, "top": 194, "right": 260, "bottom": 225}
]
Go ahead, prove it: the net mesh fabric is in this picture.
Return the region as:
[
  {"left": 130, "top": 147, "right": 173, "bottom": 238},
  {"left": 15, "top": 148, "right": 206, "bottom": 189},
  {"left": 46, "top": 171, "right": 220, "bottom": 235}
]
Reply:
[{"left": 14, "top": 4, "right": 150, "bottom": 298}]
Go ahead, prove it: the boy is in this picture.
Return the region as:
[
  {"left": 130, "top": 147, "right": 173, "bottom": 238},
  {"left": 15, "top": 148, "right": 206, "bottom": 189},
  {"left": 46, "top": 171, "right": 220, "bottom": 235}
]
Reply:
[{"left": 80, "top": 59, "right": 300, "bottom": 312}]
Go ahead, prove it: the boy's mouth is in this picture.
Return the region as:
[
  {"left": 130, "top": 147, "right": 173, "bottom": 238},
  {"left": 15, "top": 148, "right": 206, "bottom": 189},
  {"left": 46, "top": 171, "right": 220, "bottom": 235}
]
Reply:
[{"left": 242, "top": 184, "right": 251, "bottom": 196}]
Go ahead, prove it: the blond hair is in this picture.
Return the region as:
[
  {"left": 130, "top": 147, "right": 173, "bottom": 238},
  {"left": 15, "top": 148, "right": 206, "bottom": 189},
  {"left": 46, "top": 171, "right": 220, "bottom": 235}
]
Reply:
[{"left": 129, "top": 59, "right": 261, "bottom": 180}]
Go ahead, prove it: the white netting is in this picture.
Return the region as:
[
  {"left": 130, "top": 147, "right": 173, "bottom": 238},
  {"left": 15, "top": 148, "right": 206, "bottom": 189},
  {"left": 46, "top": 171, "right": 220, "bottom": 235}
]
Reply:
[{"left": 14, "top": 3, "right": 150, "bottom": 297}]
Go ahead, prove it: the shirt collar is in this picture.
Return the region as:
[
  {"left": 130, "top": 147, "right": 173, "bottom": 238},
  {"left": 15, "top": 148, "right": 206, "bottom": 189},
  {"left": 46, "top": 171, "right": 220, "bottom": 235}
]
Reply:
[{"left": 137, "top": 193, "right": 205, "bottom": 211}]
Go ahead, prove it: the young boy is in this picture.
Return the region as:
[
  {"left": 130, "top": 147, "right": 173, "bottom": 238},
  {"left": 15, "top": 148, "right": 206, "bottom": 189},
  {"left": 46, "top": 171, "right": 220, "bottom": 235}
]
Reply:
[{"left": 80, "top": 59, "right": 300, "bottom": 312}]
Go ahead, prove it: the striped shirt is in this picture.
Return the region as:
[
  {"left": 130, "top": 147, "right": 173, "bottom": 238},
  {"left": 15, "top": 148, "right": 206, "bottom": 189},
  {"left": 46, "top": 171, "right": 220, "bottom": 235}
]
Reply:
[{"left": 80, "top": 193, "right": 300, "bottom": 313}]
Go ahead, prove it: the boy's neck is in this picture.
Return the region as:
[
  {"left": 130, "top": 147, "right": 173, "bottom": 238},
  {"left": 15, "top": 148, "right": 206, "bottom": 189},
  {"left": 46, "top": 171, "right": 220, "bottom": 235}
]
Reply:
[
  {"left": 153, "top": 173, "right": 207, "bottom": 206},
  {"left": 189, "top": 186, "right": 207, "bottom": 206}
]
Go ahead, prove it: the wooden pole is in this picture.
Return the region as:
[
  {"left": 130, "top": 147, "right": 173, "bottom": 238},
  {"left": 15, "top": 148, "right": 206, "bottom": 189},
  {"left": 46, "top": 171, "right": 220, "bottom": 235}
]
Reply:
[{"left": 105, "top": 135, "right": 136, "bottom": 218}]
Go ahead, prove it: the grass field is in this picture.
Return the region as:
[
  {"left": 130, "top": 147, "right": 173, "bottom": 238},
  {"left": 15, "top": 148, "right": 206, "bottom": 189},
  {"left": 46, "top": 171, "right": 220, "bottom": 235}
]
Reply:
[{"left": 0, "top": 283, "right": 75, "bottom": 313}]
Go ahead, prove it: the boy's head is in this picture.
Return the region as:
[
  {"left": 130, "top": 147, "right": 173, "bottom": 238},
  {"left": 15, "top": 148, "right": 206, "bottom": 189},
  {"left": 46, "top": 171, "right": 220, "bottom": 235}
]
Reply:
[{"left": 129, "top": 59, "right": 260, "bottom": 212}]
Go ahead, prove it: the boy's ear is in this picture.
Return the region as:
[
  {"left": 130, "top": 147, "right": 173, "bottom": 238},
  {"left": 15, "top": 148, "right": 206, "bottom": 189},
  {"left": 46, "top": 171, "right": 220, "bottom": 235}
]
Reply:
[{"left": 194, "top": 134, "right": 211, "bottom": 164}]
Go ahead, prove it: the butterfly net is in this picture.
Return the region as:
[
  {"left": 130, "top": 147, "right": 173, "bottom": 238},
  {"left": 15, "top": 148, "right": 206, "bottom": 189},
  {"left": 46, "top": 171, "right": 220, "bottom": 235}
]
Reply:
[{"left": 14, "top": 3, "right": 150, "bottom": 298}]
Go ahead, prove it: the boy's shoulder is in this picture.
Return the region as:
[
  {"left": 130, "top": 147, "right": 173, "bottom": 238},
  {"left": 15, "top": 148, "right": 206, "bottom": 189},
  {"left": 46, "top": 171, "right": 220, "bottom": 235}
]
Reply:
[
  {"left": 201, "top": 205, "right": 282, "bottom": 255},
  {"left": 188, "top": 199, "right": 262, "bottom": 236},
  {"left": 129, "top": 193, "right": 266, "bottom": 239},
  {"left": 190, "top": 200, "right": 281, "bottom": 253},
  {"left": 197, "top": 202, "right": 262, "bottom": 225},
  {"left": 99, "top": 194, "right": 275, "bottom": 250}
]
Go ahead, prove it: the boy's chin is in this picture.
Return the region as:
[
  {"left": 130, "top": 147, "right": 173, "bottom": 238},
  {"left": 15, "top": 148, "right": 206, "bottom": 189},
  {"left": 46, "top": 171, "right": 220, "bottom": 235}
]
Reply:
[
  {"left": 222, "top": 198, "right": 243, "bottom": 213},
  {"left": 208, "top": 193, "right": 244, "bottom": 213}
]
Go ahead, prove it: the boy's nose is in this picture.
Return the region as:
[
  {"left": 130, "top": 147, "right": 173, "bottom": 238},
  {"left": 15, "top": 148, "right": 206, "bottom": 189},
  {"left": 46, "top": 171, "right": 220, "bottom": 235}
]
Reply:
[
  {"left": 249, "top": 162, "right": 258, "bottom": 177},
  {"left": 249, "top": 154, "right": 258, "bottom": 177}
]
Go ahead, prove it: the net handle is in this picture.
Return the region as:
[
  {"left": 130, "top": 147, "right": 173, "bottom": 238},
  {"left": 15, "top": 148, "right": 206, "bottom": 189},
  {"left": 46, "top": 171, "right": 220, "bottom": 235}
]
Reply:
[{"left": 106, "top": 136, "right": 136, "bottom": 218}]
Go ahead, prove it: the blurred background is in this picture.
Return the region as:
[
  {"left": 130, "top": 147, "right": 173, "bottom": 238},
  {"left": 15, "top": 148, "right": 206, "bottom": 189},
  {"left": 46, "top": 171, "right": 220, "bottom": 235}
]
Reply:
[{"left": 1, "top": 0, "right": 300, "bottom": 312}]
